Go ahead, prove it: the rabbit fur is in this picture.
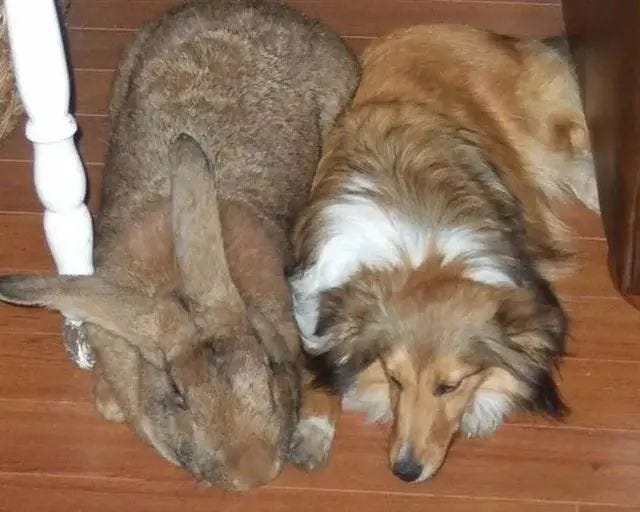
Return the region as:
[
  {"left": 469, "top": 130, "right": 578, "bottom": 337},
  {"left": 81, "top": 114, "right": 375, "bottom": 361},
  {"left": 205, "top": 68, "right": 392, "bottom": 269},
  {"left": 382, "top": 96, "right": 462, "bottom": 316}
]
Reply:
[{"left": 0, "top": 0, "right": 358, "bottom": 490}]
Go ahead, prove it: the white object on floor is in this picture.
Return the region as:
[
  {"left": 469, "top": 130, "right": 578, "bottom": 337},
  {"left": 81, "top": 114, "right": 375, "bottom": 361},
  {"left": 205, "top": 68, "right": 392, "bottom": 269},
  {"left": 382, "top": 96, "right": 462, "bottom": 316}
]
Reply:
[{"left": 5, "top": 0, "right": 95, "bottom": 369}]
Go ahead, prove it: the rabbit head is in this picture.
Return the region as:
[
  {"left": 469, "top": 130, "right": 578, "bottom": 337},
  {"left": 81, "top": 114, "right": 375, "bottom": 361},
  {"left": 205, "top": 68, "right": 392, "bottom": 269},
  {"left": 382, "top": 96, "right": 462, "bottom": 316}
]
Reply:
[{"left": 0, "top": 134, "right": 299, "bottom": 490}]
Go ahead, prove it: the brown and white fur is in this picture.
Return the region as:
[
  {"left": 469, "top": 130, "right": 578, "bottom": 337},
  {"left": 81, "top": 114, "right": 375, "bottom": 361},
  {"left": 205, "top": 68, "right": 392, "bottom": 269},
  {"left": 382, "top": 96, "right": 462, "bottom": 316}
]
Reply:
[
  {"left": 0, "top": 0, "right": 358, "bottom": 490},
  {"left": 289, "top": 25, "right": 598, "bottom": 482}
]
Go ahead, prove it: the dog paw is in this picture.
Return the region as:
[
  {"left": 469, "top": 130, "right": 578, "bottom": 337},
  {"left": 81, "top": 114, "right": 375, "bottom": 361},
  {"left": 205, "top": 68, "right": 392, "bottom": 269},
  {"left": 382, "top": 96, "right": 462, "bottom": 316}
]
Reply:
[
  {"left": 461, "top": 391, "right": 510, "bottom": 438},
  {"left": 288, "top": 416, "right": 335, "bottom": 471},
  {"left": 461, "top": 414, "right": 501, "bottom": 438}
]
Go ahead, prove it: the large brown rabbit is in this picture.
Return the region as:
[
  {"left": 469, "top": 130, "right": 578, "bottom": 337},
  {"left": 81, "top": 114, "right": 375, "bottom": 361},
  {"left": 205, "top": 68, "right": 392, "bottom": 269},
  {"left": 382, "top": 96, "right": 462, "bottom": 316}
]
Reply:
[{"left": 0, "top": 0, "right": 358, "bottom": 490}]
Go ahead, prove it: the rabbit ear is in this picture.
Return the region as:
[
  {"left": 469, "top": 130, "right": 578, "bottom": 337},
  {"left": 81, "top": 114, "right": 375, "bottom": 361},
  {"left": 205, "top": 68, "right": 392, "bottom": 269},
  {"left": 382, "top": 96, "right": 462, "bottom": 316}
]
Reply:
[
  {"left": 246, "top": 305, "right": 299, "bottom": 364},
  {"left": 0, "top": 274, "right": 193, "bottom": 368},
  {"left": 170, "top": 133, "right": 245, "bottom": 318}
]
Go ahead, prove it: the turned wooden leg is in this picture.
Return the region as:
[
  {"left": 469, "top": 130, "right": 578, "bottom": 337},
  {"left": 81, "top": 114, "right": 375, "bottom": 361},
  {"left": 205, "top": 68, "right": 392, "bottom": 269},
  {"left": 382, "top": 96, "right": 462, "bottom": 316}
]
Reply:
[
  {"left": 289, "top": 369, "right": 342, "bottom": 471},
  {"left": 5, "top": 0, "right": 95, "bottom": 368}
]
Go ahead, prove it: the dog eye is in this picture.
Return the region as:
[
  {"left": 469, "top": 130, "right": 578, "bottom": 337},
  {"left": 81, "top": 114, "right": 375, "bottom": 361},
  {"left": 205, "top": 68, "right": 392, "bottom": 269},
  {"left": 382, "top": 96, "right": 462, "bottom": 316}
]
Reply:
[{"left": 434, "top": 381, "right": 461, "bottom": 396}]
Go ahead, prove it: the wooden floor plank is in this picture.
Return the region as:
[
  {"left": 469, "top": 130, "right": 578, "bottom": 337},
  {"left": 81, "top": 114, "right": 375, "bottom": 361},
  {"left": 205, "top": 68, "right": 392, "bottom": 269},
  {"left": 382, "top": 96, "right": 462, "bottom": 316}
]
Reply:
[
  {"left": 280, "top": 416, "right": 640, "bottom": 506},
  {"left": 0, "top": 160, "right": 103, "bottom": 215},
  {"left": 556, "top": 238, "right": 617, "bottom": 298},
  {"left": 0, "top": 333, "right": 92, "bottom": 404},
  {"left": 564, "top": 297, "right": 640, "bottom": 362},
  {"left": 482, "top": 0, "right": 559, "bottom": 4},
  {"left": 0, "top": 215, "right": 52, "bottom": 272},
  {"left": 68, "top": 28, "right": 134, "bottom": 71},
  {"left": 68, "top": 0, "right": 564, "bottom": 38},
  {"left": 0, "top": 115, "right": 109, "bottom": 165},
  {"left": 0, "top": 303, "right": 61, "bottom": 335},
  {"left": 0, "top": 475, "right": 575, "bottom": 512},
  {"left": 550, "top": 359, "right": 640, "bottom": 431},
  {"left": 73, "top": 69, "right": 113, "bottom": 116},
  {"left": 66, "top": 28, "right": 373, "bottom": 72},
  {"left": 580, "top": 507, "right": 640, "bottom": 512},
  {"left": 286, "top": 0, "right": 564, "bottom": 38},
  {"left": 0, "top": 401, "right": 176, "bottom": 480},
  {"left": 0, "top": 402, "right": 638, "bottom": 506},
  {"left": 557, "top": 203, "right": 605, "bottom": 240},
  {"left": 69, "top": 0, "right": 183, "bottom": 29}
]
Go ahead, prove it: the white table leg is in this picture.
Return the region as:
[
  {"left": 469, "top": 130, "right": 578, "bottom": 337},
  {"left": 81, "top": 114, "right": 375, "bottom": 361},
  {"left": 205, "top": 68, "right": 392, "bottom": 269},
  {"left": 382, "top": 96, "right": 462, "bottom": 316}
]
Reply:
[{"left": 5, "top": 0, "right": 95, "bottom": 369}]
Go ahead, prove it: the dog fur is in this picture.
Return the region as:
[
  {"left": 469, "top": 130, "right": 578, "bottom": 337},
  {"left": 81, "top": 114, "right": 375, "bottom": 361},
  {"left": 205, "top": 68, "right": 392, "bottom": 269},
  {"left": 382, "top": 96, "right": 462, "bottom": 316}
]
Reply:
[{"left": 289, "top": 25, "right": 598, "bottom": 482}]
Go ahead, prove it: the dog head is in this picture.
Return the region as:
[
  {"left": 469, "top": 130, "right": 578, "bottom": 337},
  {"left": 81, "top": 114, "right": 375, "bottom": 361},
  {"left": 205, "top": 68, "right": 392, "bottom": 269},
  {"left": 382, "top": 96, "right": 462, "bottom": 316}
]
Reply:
[{"left": 311, "top": 261, "right": 567, "bottom": 482}]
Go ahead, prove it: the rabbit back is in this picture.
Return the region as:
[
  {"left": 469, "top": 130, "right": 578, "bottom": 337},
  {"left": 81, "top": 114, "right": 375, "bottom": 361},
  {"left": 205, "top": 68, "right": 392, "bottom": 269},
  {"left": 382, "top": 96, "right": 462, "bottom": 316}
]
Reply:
[{"left": 99, "top": 0, "right": 359, "bottom": 264}]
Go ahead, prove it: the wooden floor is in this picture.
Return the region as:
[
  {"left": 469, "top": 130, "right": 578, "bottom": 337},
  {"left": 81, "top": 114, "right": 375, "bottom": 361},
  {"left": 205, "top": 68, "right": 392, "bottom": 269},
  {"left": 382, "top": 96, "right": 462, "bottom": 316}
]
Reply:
[{"left": 2, "top": 0, "right": 640, "bottom": 510}]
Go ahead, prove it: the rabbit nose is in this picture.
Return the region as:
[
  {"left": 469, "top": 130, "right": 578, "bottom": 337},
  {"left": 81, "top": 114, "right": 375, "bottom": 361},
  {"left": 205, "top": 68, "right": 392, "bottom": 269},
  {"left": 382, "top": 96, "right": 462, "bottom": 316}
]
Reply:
[{"left": 229, "top": 439, "right": 283, "bottom": 489}]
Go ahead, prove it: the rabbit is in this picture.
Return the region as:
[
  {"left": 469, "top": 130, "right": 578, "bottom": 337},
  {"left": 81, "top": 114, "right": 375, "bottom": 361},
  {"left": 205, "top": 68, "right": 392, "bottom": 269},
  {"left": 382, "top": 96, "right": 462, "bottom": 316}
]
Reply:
[{"left": 0, "top": 0, "right": 359, "bottom": 491}]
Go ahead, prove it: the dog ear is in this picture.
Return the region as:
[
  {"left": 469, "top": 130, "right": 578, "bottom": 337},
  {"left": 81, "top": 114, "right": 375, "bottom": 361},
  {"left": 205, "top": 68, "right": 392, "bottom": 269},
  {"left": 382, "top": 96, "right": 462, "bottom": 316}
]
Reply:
[
  {"left": 495, "top": 286, "right": 566, "bottom": 348},
  {"left": 309, "top": 281, "right": 387, "bottom": 393},
  {"left": 526, "top": 369, "right": 568, "bottom": 419},
  {"left": 489, "top": 286, "right": 568, "bottom": 419}
]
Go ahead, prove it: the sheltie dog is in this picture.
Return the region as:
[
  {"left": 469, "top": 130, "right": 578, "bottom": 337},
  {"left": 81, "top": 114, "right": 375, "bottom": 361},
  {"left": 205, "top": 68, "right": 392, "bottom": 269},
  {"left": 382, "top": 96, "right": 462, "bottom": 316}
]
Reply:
[{"left": 287, "top": 25, "right": 599, "bottom": 482}]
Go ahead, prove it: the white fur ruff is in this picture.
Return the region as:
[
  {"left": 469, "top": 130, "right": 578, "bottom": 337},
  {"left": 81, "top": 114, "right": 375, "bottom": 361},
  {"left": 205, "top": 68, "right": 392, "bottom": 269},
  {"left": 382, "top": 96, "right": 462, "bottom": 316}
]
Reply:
[{"left": 291, "top": 176, "right": 515, "bottom": 352}]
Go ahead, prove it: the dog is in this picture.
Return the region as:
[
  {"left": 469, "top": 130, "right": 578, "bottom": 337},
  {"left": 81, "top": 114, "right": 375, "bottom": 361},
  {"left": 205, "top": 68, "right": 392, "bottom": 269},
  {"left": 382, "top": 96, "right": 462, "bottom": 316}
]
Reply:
[{"left": 288, "top": 25, "right": 599, "bottom": 482}]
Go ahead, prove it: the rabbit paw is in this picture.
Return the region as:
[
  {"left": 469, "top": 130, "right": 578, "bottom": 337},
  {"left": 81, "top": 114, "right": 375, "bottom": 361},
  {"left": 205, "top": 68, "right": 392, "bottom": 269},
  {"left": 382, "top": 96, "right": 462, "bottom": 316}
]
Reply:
[
  {"left": 289, "top": 416, "right": 335, "bottom": 471},
  {"left": 94, "top": 378, "right": 126, "bottom": 423},
  {"left": 95, "top": 393, "right": 126, "bottom": 423}
]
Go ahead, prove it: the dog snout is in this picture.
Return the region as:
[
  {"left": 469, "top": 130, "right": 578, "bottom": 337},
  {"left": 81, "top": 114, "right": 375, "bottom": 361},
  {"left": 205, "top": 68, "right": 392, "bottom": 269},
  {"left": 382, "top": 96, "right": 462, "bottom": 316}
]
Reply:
[{"left": 392, "top": 448, "right": 424, "bottom": 483}]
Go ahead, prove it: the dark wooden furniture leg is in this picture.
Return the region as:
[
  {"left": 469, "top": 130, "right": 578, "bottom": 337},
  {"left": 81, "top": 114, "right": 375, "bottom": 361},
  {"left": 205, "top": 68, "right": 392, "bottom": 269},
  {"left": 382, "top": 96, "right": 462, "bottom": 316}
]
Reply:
[{"left": 562, "top": 1, "right": 640, "bottom": 304}]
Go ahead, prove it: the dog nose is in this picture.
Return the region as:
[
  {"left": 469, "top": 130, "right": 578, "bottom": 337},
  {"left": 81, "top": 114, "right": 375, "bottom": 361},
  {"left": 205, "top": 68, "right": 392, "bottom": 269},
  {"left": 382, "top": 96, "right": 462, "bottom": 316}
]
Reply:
[{"left": 392, "top": 455, "right": 424, "bottom": 482}]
